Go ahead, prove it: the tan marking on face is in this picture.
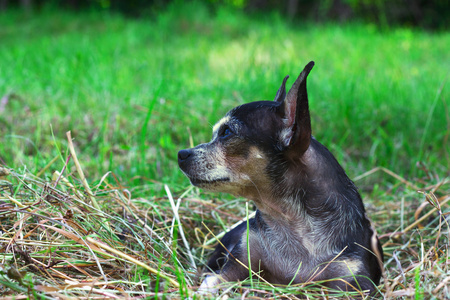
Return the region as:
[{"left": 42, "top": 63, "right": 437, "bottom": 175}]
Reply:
[
  {"left": 249, "top": 147, "right": 264, "bottom": 159},
  {"left": 228, "top": 147, "right": 266, "bottom": 171},
  {"left": 222, "top": 146, "right": 272, "bottom": 199},
  {"left": 212, "top": 115, "right": 231, "bottom": 134}
]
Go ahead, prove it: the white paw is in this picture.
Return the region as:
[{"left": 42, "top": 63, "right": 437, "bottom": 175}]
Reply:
[{"left": 197, "top": 275, "right": 221, "bottom": 294}]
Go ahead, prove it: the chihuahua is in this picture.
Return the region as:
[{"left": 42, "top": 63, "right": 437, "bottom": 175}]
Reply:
[{"left": 178, "top": 61, "right": 383, "bottom": 295}]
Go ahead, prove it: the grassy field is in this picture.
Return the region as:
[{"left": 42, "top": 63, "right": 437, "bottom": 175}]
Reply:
[{"left": 0, "top": 1, "right": 449, "bottom": 298}]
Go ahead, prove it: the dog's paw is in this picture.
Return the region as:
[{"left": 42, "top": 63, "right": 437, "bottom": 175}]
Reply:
[{"left": 197, "top": 275, "right": 222, "bottom": 294}]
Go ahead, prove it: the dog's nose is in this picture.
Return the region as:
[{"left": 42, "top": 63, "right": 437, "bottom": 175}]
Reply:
[{"left": 178, "top": 149, "right": 192, "bottom": 163}]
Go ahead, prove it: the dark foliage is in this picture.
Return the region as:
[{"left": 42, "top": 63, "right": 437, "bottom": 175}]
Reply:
[{"left": 2, "top": 0, "right": 448, "bottom": 29}]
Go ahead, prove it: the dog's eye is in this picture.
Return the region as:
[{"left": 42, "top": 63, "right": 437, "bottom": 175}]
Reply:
[{"left": 219, "top": 126, "right": 232, "bottom": 138}]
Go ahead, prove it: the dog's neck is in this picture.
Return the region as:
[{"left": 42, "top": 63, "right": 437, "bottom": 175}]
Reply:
[
  {"left": 246, "top": 140, "right": 367, "bottom": 255},
  {"left": 250, "top": 138, "right": 364, "bottom": 225}
]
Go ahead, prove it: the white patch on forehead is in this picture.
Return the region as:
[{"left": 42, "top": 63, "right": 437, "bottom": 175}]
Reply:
[{"left": 212, "top": 115, "right": 231, "bottom": 134}]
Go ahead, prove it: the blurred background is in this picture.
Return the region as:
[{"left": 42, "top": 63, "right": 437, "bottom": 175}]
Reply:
[
  {"left": 0, "top": 0, "right": 448, "bottom": 196},
  {"left": 2, "top": 0, "right": 449, "bottom": 29}
]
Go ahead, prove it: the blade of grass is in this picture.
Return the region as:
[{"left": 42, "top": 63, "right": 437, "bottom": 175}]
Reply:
[
  {"left": 66, "top": 131, "right": 99, "bottom": 210},
  {"left": 165, "top": 184, "right": 196, "bottom": 270},
  {"left": 418, "top": 73, "right": 448, "bottom": 161}
]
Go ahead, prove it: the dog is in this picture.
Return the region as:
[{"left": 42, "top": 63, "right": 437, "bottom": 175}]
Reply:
[{"left": 178, "top": 61, "right": 383, "bottom": 295}]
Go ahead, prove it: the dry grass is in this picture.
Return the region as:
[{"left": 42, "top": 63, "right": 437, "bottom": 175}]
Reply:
[
  {"left": 0, "top": 132, "right": 190, "bottom": 298},
  {"left": 356, "top": 167, "right": 450, "bottom": 298},
  {"left": 0, "top": 134, "right": 449, "bottom": 299}
]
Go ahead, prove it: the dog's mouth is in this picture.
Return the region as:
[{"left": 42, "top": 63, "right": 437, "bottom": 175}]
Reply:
[{"left": 190, "top": 177, "right": 230, "bottom": 186}]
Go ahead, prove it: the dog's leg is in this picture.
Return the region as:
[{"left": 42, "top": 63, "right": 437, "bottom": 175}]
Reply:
[
  {"left": 200, "top": 220, "right": 261, "bottom": 293},
  {"left": 206, "top": 221, "right": 248, "bottom": 272}
]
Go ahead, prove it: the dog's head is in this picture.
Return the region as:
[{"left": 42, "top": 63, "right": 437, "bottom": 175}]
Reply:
[{"left": 178, "top": 61, "right": 315, "bottom": 200}]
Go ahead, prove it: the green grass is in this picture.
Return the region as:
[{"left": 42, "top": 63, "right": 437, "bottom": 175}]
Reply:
[
  {"left": 0, "top": 2, "right": 448, "bottom": 193},
  {"left": 0, "top": 1, "right": 449, "bottom": 299}
]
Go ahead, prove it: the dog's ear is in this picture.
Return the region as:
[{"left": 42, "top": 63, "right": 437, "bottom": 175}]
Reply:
[
  {"left": 274, "top": 75, "right": 289, "bottom": 102},
  {"left": 278, "top": 61, "right": 315, "bottom": 155}
]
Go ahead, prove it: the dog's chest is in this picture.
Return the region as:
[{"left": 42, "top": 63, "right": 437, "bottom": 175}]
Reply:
[{"left": 254, "top": 225, "right": 322, "bottom": 283}]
